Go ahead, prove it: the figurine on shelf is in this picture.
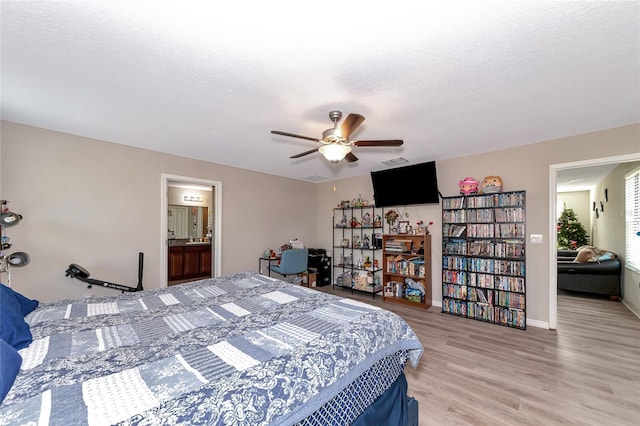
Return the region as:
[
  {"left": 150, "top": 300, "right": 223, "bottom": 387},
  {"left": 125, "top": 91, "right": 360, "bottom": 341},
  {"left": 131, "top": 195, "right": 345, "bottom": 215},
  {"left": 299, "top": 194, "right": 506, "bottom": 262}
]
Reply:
[
  {"left": 362, "top": 212, "right": 372, "bottom": 227},
  {"left": 363, "top": 256, "right": 372, "bottom": 268},
  {"left": 352, "top": 235, "right": 361, "bottom": 248},
  {"left": 363, "top": 234, "right": 370, "bottom": 249},
  {"left": 373, "top": 215, "right": 382, "bottom": 227},
  {"left": 339, "top": 215, "right": 348, "bottom": 228},
  {"left": 350, "top": 217, "right": 360, "bottom": 228}
]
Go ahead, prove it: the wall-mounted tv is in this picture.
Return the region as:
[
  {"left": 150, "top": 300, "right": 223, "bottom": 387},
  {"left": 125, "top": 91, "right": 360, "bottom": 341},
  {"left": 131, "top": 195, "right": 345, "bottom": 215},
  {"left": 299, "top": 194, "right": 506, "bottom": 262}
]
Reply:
[{"left": 370, "top": 161, "right": 440, "bottom": 207}]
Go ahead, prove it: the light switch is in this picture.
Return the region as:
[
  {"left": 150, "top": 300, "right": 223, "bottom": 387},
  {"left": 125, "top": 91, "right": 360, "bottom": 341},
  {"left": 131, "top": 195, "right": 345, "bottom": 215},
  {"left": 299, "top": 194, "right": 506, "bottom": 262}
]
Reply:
[{"left": 530, "top": 234, "right": 543, "bottom": 244}]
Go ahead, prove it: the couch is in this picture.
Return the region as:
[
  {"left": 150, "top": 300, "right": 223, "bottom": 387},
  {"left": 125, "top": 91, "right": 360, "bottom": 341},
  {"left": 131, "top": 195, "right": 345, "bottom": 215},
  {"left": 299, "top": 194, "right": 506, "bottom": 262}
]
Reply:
[{"left": 557, "top": 249, "right": 621, "bottom": 298}]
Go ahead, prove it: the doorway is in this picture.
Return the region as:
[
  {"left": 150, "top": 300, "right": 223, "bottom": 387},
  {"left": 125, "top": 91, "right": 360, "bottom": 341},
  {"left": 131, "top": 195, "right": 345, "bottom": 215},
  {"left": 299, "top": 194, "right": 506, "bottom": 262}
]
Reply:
[
  {"left": 549, "top": 153, "right": 639, "bottom": 329},
  {"left": 160, "top": 174, "right": 222, "bottom": 287}
]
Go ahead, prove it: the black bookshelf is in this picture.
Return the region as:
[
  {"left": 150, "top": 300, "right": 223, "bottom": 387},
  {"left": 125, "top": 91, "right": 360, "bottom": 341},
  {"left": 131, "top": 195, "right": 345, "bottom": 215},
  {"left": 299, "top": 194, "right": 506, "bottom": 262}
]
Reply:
[{"left": 441, "top": 191, "right": 526, "bottom": 329}]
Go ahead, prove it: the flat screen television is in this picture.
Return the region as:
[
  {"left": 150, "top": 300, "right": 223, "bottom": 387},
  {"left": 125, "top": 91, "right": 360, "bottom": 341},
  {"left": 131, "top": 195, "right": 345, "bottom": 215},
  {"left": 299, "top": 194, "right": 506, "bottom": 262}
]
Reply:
[{"left": 370, "top": 161, "right": 440, "bottom": 207}]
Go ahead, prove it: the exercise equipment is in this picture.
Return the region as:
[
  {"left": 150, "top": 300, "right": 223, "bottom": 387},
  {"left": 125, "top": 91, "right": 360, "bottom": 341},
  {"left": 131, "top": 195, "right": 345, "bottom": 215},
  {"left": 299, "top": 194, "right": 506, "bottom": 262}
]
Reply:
[{"left": 65, "top": 252, "right": 144, "bottom": 293}]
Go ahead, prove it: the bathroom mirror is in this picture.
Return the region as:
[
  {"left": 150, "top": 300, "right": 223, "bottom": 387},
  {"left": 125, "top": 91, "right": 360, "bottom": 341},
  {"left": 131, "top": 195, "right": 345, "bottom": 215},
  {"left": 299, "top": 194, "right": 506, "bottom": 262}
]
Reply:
[{"left": 168, "top": 205, "right": 209, "bottom": 239}]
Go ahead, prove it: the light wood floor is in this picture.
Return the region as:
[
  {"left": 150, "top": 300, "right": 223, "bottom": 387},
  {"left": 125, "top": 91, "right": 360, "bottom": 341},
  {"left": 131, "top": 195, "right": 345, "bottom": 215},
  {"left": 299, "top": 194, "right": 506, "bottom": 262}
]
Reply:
[{"left": 315, "top": 286, "right": 640, "bottom": 426}]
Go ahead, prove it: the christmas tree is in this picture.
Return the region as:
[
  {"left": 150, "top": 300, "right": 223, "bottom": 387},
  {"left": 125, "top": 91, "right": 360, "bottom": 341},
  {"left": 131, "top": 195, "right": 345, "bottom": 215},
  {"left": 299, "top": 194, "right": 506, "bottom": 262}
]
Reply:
[{"left": 557, "top": 205, "right": 589, "bottom": 249}]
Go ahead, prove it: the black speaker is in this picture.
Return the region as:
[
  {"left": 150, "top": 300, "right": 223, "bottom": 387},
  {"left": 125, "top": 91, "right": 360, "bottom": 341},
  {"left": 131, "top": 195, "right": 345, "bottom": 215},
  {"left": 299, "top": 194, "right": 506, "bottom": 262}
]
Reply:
[
  {"left": 308, "top": 253, "right": 331, "bottom": 286},
  {"left": 317, "top": 257, "right": 331, "bottom": 286}
]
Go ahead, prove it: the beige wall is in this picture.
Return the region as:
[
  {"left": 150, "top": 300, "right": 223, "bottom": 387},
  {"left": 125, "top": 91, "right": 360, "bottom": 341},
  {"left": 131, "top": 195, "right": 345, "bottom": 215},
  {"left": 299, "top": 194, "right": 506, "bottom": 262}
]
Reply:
[
  {"left": 0, "top": 121, "right": 318, "bottom": 301},
  {"left": 2, "top": 120, "right": 638, "bottom": 325},
  {"left": 167, "top": 186, "right": 212, "bottom": 208},
  {"left": 318, "top": 124, "right": 640, "bottom": 327},
  {"left": 592, "top": 162, "right": 640, "bottom": 316}
]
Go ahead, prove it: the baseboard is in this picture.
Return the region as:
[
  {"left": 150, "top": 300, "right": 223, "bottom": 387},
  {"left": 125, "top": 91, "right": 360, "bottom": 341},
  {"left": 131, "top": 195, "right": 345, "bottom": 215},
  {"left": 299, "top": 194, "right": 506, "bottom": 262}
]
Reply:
[
  {"left": 622, "top": 298, "right": 640, "bottom": 319},
  {"left": 430, "top": 299, "right": 442, "bottom": 308},
  {"left": 526, "top": 318, "right": 550, "bottom": 329}
]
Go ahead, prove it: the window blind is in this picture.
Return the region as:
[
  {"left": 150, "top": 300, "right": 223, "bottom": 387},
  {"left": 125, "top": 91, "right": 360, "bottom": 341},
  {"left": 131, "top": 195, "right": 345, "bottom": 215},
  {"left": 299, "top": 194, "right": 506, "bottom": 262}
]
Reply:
[{"left": 625, "top": 168, "right": 640, "bottom": 272}]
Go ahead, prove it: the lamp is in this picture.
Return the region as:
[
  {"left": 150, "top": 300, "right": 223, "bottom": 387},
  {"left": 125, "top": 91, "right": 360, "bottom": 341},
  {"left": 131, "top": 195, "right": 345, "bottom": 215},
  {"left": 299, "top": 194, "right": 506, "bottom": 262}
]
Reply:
[
  {"left": 7, "top": 252, "right": 30, "bottom": 267},
  {"left": 319, "top": 144, "right": 351, "bottom": 163},
  {"left": 0, "top": 211, "right": 22, "bottom": 227}
]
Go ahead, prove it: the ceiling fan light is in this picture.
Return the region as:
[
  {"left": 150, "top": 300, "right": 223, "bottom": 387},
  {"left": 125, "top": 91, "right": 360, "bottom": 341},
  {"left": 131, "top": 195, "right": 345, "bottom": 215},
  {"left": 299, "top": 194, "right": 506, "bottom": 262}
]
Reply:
[{"left": 319, "top": 144, "right": 351, "bottom": 163}]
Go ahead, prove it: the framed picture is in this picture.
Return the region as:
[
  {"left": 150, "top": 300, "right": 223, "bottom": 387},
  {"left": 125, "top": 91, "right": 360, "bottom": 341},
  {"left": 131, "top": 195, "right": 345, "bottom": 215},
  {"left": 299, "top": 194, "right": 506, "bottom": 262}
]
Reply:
[{"left": 398, "top": 221, "right": 410, "bottom": 234}]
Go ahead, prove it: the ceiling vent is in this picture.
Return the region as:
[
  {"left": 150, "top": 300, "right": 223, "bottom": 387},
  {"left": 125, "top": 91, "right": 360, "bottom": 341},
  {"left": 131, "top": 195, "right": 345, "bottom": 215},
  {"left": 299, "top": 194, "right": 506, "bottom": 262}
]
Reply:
[{"left": 381, "top": 157, "right": 409, "bottom": 167}]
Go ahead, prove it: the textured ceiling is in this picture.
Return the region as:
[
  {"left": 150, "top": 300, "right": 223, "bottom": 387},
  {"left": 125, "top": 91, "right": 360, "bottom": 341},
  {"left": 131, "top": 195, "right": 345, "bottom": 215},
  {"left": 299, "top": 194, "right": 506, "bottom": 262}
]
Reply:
[{"left": 1, "top": 1, "right": 638, "bottom": 183}]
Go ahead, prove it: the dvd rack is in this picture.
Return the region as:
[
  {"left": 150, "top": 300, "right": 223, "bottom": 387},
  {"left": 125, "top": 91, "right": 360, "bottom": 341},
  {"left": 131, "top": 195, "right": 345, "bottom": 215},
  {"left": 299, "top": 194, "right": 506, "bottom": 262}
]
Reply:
[{"left": 441, "top": 190, "right": 526, "bottom": 329}]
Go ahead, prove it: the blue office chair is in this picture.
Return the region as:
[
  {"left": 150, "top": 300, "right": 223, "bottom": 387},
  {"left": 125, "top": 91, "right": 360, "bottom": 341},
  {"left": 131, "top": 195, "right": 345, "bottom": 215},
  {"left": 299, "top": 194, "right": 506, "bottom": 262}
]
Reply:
[{"left": 269, "top": 249, "right": 308, "bottom": 281}]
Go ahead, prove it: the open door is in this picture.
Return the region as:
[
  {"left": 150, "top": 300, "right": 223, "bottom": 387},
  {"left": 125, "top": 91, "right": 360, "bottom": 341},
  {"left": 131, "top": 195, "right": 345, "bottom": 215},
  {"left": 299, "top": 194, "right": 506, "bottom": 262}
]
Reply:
[{"left": 161, "top": 174, "right": 222, "bottom": 287}]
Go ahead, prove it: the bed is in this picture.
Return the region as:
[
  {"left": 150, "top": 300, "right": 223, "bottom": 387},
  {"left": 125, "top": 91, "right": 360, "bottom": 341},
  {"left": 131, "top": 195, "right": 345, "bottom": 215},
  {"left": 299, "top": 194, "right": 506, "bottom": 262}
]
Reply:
[{"left": 1, "top": 272, "right": 423, "bottom": 425}]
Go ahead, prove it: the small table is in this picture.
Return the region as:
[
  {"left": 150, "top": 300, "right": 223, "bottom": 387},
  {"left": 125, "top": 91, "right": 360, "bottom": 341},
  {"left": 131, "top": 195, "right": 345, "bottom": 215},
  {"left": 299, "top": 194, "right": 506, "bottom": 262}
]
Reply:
[{"left": 258, "top": 256, "right": 280, "bottom": 276}]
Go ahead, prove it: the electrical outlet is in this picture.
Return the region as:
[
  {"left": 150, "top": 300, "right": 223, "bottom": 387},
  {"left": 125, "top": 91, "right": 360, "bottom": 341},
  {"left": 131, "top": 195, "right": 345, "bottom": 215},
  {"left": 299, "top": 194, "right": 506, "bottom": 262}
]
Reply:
[{"left": 530, "top": 234, "right": 543, "bottom": 244}]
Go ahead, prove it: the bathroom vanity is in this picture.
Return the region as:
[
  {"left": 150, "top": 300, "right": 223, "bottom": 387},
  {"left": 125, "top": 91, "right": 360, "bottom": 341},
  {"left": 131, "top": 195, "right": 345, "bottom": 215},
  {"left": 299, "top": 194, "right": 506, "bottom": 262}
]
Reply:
[{"left": 168, "top": 241, "right": 212, "bottom": 281}]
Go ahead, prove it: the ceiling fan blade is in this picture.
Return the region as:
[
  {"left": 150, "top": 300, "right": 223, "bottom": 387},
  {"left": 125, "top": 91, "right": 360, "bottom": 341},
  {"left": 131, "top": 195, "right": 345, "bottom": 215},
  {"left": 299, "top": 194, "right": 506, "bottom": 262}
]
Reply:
[
  {"left": 290, "top": 148, "right": 319, "bottom": 159},
  {"left": 353, "top": 139, "right": 403, "bottom": 147},
  {"left": 271, "top": 130, "right": 319, "bottom": 142},
  {"left": 339, "top": 113, "right": 365, "bottom": 138},
  {"left": 345, "top": 152, "right": 359, "bottom": 162}
]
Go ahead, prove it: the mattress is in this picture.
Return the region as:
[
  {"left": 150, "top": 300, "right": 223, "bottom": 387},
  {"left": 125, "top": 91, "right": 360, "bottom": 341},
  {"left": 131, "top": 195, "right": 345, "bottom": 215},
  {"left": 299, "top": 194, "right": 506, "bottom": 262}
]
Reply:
[{"left": 0, "top": 272, "right": 423, "bottom": 425}]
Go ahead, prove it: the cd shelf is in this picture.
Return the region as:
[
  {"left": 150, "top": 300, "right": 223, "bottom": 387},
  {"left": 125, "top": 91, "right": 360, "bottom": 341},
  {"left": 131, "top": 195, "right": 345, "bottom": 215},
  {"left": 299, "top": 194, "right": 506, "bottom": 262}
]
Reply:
[{"left": 441, "top": 190, "right": 526, "bottom": 329}]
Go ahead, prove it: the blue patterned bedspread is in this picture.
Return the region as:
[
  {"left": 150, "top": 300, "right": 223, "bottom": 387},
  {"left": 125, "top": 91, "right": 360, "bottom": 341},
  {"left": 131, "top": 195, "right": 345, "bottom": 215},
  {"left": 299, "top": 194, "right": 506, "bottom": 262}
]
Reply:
[{"left": 0, "top": 272, "right": 423, "bottom": 425}]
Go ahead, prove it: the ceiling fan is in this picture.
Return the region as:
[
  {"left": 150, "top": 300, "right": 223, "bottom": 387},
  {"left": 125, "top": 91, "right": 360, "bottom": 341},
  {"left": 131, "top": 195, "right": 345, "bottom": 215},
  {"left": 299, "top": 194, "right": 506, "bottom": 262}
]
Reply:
[{"left": 271, "top": 111, "right": 403, "bottom": 163}]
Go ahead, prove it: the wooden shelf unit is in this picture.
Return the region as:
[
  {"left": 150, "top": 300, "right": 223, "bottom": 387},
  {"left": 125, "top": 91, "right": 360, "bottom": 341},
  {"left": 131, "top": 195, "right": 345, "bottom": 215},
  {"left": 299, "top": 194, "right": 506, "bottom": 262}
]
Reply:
[{"left": 382, "top": 233, "right": 432, "bottom": 309}]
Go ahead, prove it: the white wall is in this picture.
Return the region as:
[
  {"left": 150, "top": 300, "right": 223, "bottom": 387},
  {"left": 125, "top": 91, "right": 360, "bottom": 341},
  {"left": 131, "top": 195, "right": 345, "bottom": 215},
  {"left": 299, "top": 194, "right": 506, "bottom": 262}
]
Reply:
[
  {"left": 0, "top": 121, "right": 318, "bottom": 301},
  {"left": 317, "top": 124, "right": 640, "bottom": 327}
]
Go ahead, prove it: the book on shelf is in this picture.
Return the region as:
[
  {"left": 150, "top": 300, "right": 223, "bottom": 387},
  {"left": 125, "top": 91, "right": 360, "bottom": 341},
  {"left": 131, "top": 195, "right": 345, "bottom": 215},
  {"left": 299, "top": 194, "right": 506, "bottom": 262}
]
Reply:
[{"left": 443, "top": 224, "right": 466, "bottom": 237}]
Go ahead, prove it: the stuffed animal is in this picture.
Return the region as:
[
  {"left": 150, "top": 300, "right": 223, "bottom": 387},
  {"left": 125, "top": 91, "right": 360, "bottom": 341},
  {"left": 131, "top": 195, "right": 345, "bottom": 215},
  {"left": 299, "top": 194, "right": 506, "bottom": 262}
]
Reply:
[
  {"left": 574, "top": 246, "right": 597, "bottom": 262},
  {"left": 458, "top": 177, "right": 479, "bottom": 195},
  {"left": 479, "top": 176, "right": 503, "bottom": 194},
  {"left": 574, "top": 245, "right": 616, "bottom": 262}
]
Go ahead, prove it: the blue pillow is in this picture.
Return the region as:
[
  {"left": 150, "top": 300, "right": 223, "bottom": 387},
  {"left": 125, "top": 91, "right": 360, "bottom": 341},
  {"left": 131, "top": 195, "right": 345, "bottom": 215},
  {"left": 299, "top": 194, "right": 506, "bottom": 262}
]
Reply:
[
  {"left": 0, "top": 337, "right": 22, "bottom": 403},
  {"left": 0, "top": 284, "right": 39, "bottom": 316},
  {"left": 598, "top": 252, "right": 616, "bottom": 261},
  {"left": 0, "top": 285, "right": 34, "bottom": 350}
]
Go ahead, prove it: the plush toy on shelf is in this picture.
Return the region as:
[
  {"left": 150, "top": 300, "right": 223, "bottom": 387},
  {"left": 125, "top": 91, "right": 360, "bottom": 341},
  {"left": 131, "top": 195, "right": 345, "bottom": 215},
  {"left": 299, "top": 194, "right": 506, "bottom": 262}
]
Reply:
[
  {"left": 458, "top": 177, "right": 479, "bottom": 195},
  {"left": 479, "top": 176, "right": 503, "bottom": 194}
]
